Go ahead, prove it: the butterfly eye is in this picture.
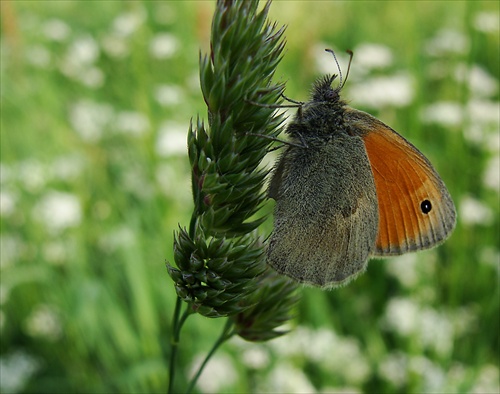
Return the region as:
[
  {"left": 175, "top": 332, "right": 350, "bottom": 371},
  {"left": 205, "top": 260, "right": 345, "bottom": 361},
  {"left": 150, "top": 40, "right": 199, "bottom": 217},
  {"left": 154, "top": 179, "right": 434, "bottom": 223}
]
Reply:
[{"left": 420, "top": 199, "right": 432, "bottom": 214}]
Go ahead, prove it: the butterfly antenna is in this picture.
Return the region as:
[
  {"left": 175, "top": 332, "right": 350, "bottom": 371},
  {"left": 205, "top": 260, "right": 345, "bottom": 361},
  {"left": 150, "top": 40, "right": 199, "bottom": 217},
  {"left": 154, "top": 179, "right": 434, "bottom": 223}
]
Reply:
[
  {"left": 324, "top": 48, "right": 354, "bottom": 89},
  {"left": 343, "top": 49, "right": 354, "bottom": 89}
]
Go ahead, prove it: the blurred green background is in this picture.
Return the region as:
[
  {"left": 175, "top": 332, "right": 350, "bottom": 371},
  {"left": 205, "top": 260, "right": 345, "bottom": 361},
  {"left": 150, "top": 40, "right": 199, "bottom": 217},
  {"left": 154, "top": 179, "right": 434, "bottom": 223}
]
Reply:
[{"left": 1, "top": 1, "right": 498, "bottom": 393}]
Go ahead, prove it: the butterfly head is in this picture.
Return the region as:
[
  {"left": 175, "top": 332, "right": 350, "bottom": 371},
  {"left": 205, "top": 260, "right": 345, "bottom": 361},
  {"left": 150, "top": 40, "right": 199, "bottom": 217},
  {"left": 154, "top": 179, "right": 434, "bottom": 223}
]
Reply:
[{"left": 311, "top": 74, "right": 342, "bottom": 104}]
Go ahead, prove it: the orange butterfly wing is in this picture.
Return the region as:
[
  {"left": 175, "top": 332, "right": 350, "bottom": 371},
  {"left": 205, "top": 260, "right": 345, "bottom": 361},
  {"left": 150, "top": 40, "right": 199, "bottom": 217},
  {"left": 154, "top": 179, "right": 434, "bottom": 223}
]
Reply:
[{"left": 345, "top": 108, "right": 456, "bottom": 255}]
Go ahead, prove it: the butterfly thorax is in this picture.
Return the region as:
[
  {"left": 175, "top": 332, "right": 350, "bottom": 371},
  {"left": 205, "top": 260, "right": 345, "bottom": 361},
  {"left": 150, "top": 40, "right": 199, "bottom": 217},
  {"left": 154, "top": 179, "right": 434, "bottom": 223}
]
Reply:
[{"left": 286, "top": 74, "right": 348, "bottom": 142}]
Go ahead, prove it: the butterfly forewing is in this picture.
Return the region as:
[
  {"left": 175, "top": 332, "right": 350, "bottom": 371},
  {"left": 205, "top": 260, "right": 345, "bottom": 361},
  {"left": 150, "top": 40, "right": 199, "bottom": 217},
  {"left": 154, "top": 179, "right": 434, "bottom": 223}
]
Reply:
[{"left": 345, "top": 108, "right": 456, "bottom": 255}]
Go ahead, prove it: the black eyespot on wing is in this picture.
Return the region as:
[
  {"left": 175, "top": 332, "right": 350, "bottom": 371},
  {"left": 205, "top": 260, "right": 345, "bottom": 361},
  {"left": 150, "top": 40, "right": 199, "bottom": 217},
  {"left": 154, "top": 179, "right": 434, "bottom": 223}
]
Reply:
[{"left": 421, "top": 199, "right": 432, "bottom": 214}]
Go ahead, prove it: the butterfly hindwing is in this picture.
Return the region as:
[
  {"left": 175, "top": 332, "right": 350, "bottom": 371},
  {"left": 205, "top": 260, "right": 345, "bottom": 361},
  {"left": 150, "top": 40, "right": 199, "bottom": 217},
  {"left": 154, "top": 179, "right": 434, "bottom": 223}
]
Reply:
[{"left": 268, "top": 132, "right": 379, "bottom": 287}]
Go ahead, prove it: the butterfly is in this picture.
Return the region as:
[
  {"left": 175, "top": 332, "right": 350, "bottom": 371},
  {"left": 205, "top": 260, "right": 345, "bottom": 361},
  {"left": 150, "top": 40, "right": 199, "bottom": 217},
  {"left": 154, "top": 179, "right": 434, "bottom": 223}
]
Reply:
[{"left": 267, "top": 50, "right": 456, "bottom": 288}]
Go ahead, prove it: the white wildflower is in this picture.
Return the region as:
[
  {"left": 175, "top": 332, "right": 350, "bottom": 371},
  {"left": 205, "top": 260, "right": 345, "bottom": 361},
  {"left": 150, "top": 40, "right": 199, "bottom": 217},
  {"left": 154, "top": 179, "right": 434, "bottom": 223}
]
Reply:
[
  {"left": 101, "top": 33, "right": 129, "bottom": 58},
  {"left": 156, "top": 121, "right": 187, "bottom": 156},
  {"left": 353, "top": 43, "right": 393, "bottom": 71},
  {"left": 455, "top": 63, "right": 499, "bottom": 98},
  {"left": 265, "top": 362, "right": 316, "bottom": 393},
  {"left": 149, "top": 33, "right": 178, "bottom": 59},
  {"left": 189, "top": 353, "right": 237, "bottom": 393},
  {"left": 115, "top": 111, "right": 150, "bottom": 136},
  {"left": 425, "top": 28, "right": 469, "bottom": 56},
  {"left": 42, "top": 19, "right": 71, "bottom": 42},
  {"left": 69, "top": 100, "right": 114, "bottom": 142},
  {"left": 348, "top": 74, "right": 414, "bottom": 109},
  {"left": 0, "top": 351, "right": 39, "bottom": 394},
  {"left": 483, "top": 155, "right": 500, "bottom": 192},
  {"left": 378, "top": 351, "right": 408, "bottom": 386},
  {"left": 459, "top": 195, "right": 494, "bottom": 225},
  {"left": 471, "top": 364, "right": 500, "bottom": 394},
  {"left": 420, "top": 101, "right": 463, "bottom": 127},
  {"left": 0, "top": 189, "right": 17, "bottom": 216},
  {"left": 33, "top": 191, "right": 82, "bottom": 234},
  {"left": 154, "top": 84, "right": 184, "bottom": 106},
  {"left": 473, "top": 11, "right": 500, "bottom": 33},
  {"left": 112, "top": 9, "right": 146, "bottom": 37},
  {"left": 24, "top": 304, "right": 62, "bottom": 342}
]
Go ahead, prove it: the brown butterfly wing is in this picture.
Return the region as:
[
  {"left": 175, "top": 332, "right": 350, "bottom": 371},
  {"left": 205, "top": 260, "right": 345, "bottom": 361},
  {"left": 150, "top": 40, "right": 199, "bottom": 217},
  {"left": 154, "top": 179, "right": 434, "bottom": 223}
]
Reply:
[{"left": 345, "top": 108, "right": 456, "bottom": 255}]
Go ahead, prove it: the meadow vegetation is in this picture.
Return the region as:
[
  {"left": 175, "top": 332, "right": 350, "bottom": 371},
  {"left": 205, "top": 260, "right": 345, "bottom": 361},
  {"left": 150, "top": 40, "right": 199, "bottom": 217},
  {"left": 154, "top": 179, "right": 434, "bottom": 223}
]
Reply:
[{"left": 1, "top": 1, "right": 498, "bottom": 393}]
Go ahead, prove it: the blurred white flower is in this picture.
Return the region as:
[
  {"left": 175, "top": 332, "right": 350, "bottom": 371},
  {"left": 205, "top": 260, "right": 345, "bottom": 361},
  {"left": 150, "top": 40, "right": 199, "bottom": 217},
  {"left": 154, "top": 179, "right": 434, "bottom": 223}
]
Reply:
[
  {"left": 69, "top": 100, "right": 114, "bottom": 142},
  {"left": 479, "top": 247, "right": 500, "bottom": 271},
  {"left": 67, "top": 35, "right": 100, "bottom": 65},
  {"left": 483, "top": 155, "right": 500, "bottom": 192},
  {"left": 59, "top": 35, "right": 104, "bottom": 88},
  {"left": 149, "top": 33, "right": 178, "bottom": 59},
  {"left": 418, "top": 307, "right": 454, "bottom": 356},
  {"left": 378, "top": 351, "right": 407, "bottom": 387},
  {"left": 190, "top": 353, "right": 237, "bottom": 393},
  {"left": 459, "top": 110, "right": 495, "bottom": 149},
  {"left": 79, "top": 66, "right": 105, "bottom": 89},
  {"left": 473, "top": 11, "right": 500, "bottom": 33},
  {"left": 154, "top": 84, "right": 184, "bottom": 106},
  {"left": 60, "top": 35, "right": 100, "bottom": 81},
  {"left": 18, "top": 159, "right": 47, "bottom": 192},
  {"left": 101, "top": 34, "right": 129, "bottom": 58},
  {"left": 382, "top": 297, "right": 419, "bottom": 336},
  {"left": 385, "top": 254, "right": 419, "bottom": 287},
  {"left": 24, "top": 304, "right": 62, "bottom": 342},
  {"left": 155, "top": 163, "right": 191, "bottom": 201},
  {"left": 455, "top": 63, "right": 499, "bottom": 98},
  {"left": 424, "top": 28, "right": 469, "bottom": 56},
  {"left": 242, "top": 346, "right": 270, "bottom": 369},
  {"left": 271, "top": 326, "right": 370, "bottom": 385},
  {"left": 42, "top": 19, "right": 71, "bottom": 42},
  {"left": 420, "top": 101, "right": 463, "bottom": 127},
  {"left": 409, "top": 355, "right": 446, "bottom": 392},
  {"left": 466, "top": 99, "right": 499, "bottom": 126},
  {"left": 383, "top": 298, "right": 476, "bottom": 357},
  {"left": 471, "top": 364, "right": 500, "bottom": 394},
  {"left": 0, "top": 189, "right": 17, "bottom": 216},
  {"left": 348, "top": 74, "right": 414, "bottom": 109},
  {"left": 353, "top": 43, "right": 393, "bottom": 71},
  {"left": 459, "top": 195, "right": 494, "bottom": 226},
  {"left": 0, "top": 351, "right": 39, "bottom": 394},
  {"left": 115, "top": 111, "right": 150, "bottom": 136},
  {"left": 265, "top": 362, "right": 316, "bottom": 393},
  {"left": 112, "top": 8, "right": 146, "bottom": 37},
  {"left": 33, "top": 191, "right": 82, "bottom": 234},
  {"left": 156, "top": 121, "right": 187, "bottom": 156}
]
